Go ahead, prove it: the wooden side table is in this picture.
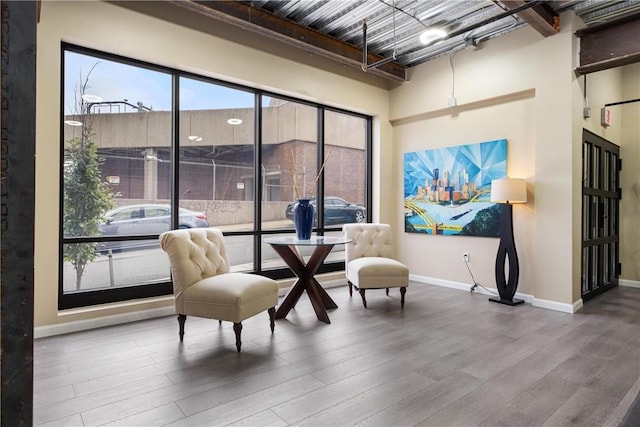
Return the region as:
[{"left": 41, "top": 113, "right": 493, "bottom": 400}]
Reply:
[{"left": 264, "top": 235, "right": 351, "bottom": 324}]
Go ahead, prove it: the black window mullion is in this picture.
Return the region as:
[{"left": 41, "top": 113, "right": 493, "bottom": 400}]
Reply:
[
  {"left": 254, "top": 92, "right": 263, "bottom": 272},
  {"left": 171, "top": 73, "right": 180, "bottom": 229},
  {"left": 365, "top": 117, "right": 373, "bottom": 222},
  {"left": 316, "top": 107, "right": 325, "bottom": 235}
]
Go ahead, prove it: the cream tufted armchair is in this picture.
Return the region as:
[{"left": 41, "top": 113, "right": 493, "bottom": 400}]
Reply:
[
  {"left": 159, "top": 228, "right": 279, "bottom": 352},
  {"left": 343, "top": 223, "right": 409, "bottom": 308}
]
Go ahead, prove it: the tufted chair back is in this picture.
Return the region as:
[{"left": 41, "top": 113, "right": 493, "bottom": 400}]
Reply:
[
  {"left": 160, "top": 228, "right": 231, "bottom": 302},
  {"left": 343, "top": 223, "right": 394, "bottom": 272}
]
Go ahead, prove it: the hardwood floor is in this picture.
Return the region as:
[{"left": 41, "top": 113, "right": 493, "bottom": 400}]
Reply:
[{"left": 34, "top": 283, "right": 640, "bottom": 426}]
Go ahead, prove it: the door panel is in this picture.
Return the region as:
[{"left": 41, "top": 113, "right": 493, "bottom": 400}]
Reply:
[{"left": 581, "top": 129, "right": 620, "bottom": 301}]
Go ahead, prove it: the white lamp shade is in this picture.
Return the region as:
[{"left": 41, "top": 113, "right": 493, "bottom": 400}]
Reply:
[{"left": 491, "top": 178, "right": 527, "bottom": 204}]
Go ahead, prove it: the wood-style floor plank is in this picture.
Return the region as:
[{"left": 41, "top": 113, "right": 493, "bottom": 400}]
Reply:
[
  {"left": 102, "top": 403, "right": 185, "bottom": 427},
  {"left": 34, "top": 282, "right": 640, "bottom": 426}
]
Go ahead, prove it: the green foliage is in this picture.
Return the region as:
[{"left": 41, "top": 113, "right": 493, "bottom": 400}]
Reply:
[
  {"left": 460, "top": 204, "right": 501, "bottom": 237},
  {"left": 63, "top": 133, "right": 115, "bottom": 289}
]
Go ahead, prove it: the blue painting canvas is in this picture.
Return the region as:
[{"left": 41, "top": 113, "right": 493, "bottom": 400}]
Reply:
[{"left": 404, "top": 139, "right": 507, "bottom": 237}]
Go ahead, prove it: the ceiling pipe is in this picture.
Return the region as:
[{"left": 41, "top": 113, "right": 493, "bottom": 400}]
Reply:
[
  {"left": 362, "top": 0, "right": 543, "bottom": 72},
  {"left": 362, "top": 0, "right": 399, "bottom": 72},
  {"left": 464, "top": 13, "right": 520, "bottom": 47},
  {"left": 439, "top": 0, "right": 544, "bottom": 43},
  {"left": 362, "top": 19, "right": 397, "bottom": 71},
  {"left": 604, "top": 98, "right": 640, "bottom": 107}
]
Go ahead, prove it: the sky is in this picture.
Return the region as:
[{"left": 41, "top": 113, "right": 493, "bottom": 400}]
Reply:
[{"left": 64, "top": 51, "right": 263, "bottom": 115}]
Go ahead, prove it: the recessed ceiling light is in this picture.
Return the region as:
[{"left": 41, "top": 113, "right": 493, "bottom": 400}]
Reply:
[
  {"left": 188, "top": 135, "right": 203, "bottom": 142},
  {"left": 64, "top": 120, "right": 83, "bottom": 126},
  {"left": 419, "top": 28, "right": 447, "bottom": 45},
  {"left": 227, "top": 118, "right": 242, "bottom": 125}
]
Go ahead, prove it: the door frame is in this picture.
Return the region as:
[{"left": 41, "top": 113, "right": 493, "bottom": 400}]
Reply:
[{"left": 581, "top": 129, "right": 621, "bottom": 301}]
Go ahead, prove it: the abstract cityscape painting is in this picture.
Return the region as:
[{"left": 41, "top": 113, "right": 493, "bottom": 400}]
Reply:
[{"left": 404, "top": 139, "right": 507, "bottom": 237}]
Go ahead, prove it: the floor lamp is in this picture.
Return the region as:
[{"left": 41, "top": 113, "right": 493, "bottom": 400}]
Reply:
[{"left": 490, "top": 178, "right": 527, "bottom": 305}]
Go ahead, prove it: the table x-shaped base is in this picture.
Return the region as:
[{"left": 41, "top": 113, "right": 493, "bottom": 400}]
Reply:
[{"left": 271, "top": 244, "right": 338, "bottom": 324}]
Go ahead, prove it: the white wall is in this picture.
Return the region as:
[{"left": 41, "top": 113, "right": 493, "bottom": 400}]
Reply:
[
  {"left": 389, "top": 12, "right": 636, "bottom": 310},
  {"left": 35, "top": 0, "right": 392, "bottom": 329},
  {"left": 619, "top": 64, "right": 640, "bottom": 283}
]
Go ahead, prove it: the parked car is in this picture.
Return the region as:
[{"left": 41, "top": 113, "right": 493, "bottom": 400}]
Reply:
[
  {"left": 285, "top": 197, "right": 366, "bottom": 226},
  {"left": 98, "top": 204, "right": 209, "bottom": 253}
]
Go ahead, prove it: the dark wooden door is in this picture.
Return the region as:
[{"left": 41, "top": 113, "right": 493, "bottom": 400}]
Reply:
[{"left": 581, "top": 129, "right": 621, "bottom": 301}]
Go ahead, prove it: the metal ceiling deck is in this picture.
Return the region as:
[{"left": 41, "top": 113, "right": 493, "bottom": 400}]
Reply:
[{"left": 246, "top": 0, "right": 640, "bottom": 67}]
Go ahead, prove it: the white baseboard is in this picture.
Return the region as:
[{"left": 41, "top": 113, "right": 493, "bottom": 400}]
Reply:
[
  {"left": 532, "top": 297, "right": 581, "bottom": 313},
  {"left": 620, "top": 279, "right": 640, "bottom": 288},
  {"left": 409, "top": 274, "right": 476, "bottom": 293},
  {"left": 409, "top": 273, "right": 533, "bottom": 302},
  {"left": 34, "top": 306, "right": 175, "bottom": 339},
  {"left": 410, "top": 273, "right": 579, "bottom": 313}
]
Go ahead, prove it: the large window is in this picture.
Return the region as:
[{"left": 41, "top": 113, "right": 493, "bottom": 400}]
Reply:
[{"left": 60, "top": 44, "right": 371, "bottom": 308}]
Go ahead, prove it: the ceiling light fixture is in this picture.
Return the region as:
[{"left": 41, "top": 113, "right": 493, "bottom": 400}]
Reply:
[
  {"left": 64, "top": 120, "right": 83, "bottom": 126},
  {"left": 420, "top": 28, "right": 447, "bottom": 45},
  {"left": 227, "top": 118, "right": 242, "bottom": 125}
]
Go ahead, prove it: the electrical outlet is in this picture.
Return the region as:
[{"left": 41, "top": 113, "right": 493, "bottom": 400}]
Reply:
[{"left": 463, "top": 252, "right": 470, "bottom": 262}]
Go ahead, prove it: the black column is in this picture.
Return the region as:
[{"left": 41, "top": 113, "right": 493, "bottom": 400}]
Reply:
[{"left": 1, "top": 1, "right": 37, "bottom": 425}]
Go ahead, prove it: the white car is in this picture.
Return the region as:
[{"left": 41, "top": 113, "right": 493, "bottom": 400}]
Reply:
[{"left": 98, "top": 204, "right": 208, "bottom": 252}]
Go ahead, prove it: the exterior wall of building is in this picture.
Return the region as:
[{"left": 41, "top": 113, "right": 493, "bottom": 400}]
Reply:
[{"left": 67, "top": 108, "right": 366, "bottom": 224}]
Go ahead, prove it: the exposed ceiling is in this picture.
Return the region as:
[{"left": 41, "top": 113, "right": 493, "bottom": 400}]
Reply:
[{"left": 165, "top": 1, "right": 640, "bottom": 82}]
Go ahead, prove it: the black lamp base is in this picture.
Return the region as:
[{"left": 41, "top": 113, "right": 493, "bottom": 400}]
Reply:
[
  {"left": 494, "top": 203, "right": 524, "bottom": 307},
  {"left": 489, "top": 296, "right": 524, "bottom": 306}
]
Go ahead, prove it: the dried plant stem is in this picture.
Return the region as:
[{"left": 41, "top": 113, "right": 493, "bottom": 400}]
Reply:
[
  {"left": 308, "top": 147, "right": 333, "bottom": 197},
  {"left": 286, "top": 148, "right": 301, "bottom": 199},
  {"left": 286, "top": 146, "right": 333, "bottom": 200}
]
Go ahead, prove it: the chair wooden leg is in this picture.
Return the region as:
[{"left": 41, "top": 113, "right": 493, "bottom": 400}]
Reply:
[
  {"left": 177, "top": 314, "right": 186, "bottom": 341},
  {"left": 268, "top": 307, "right": 275, "bottom": 333},
  {"left": 359, "top": 288, "right": 367, "bottom": 308},
  {"left": 386, "top": 288, "right": 389, "bottom": 296},
  {"left": 348, "top": 281, "right": 353, "bottom": 297},
  {"left": 233, "top": 322, "right": 243, "bottom": 352},
  {"left": 400, "top": 287, "right": 406, "bottom": 308}
]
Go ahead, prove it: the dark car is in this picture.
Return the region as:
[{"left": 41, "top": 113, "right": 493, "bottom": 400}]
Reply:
[
  {"left": 98, "top": 204, "right": 209, "bottom": 252},
  {"left": 285, "top": 197, "right": 366, "bottom": 226}
]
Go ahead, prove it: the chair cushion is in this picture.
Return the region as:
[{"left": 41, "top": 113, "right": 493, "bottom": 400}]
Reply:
[
  {"left": 347, "top": 256, "right": 409, "bottom": 289},
  {"left": 181, "top": 272, "right": 279, "bottom": 323}
]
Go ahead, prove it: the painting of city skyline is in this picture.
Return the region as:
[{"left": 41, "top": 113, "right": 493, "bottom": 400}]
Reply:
[{"left": 404, "top": 139, "right": 507, "bottom": 237}]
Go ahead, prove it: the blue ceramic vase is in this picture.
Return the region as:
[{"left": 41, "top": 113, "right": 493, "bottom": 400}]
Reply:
[{"left": 293, "top": 198, "right": 314, "bottom": 240}]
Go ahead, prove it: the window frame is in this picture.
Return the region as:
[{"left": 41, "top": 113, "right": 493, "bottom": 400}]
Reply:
[{"left": 59, "top": 43, "right": 372, "bottom": 309}]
